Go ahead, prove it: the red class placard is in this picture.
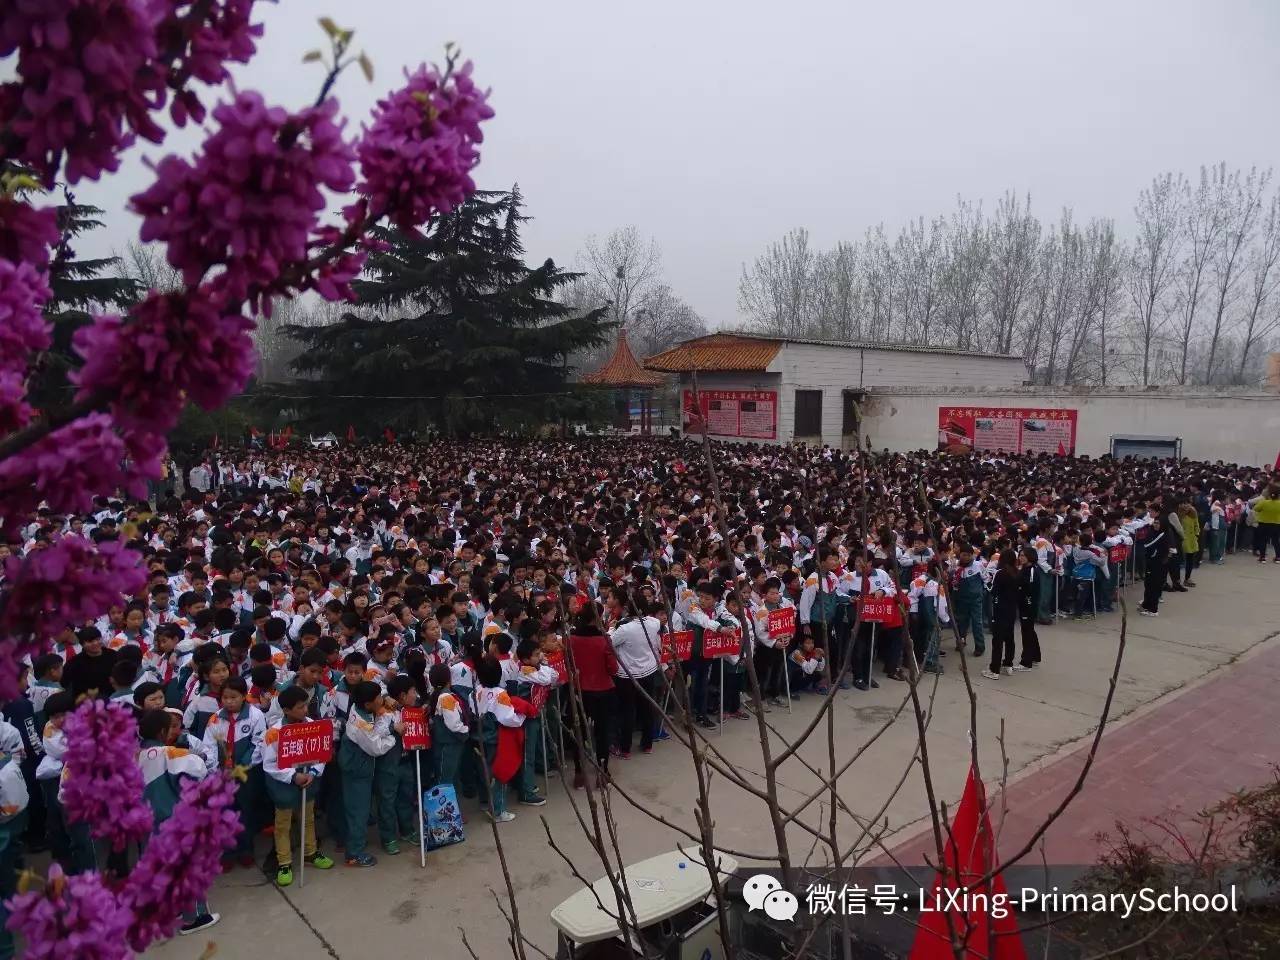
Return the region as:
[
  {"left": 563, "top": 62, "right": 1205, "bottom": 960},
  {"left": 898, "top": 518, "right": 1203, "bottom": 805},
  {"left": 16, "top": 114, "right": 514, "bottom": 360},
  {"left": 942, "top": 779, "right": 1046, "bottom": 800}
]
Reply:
[
  {"left": 766, "top": 607, "right": 796, "bottom": 640},
  {"left": 277, "top": 719, "right": 334, "bottom": 767},
  {"left": 702, "top": 627, "right": 743, "bottom": 658},
  {"left": 860, "top": 598, "right": 900, "bottom": 625},
  {"left": 401, "top": 706, "right": 430, "bottom": 751},
  {"left": 937, "top": 406, "right": 1078, "bottom": 456},
  {"left": 661, "top": 630, "right": 694, "bottom": 664}
]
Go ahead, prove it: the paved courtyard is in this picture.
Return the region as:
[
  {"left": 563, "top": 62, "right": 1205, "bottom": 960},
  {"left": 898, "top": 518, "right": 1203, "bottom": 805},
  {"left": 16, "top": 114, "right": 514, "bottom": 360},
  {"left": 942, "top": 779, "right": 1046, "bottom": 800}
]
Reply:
[{"left": 150, "top": 554, "right": 1280, "bottom": 959}]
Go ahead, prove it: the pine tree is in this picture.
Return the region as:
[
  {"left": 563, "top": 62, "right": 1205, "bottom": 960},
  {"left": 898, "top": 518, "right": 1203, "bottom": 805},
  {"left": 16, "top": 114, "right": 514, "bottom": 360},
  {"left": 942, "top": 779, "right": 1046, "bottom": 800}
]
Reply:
[
  {"left": 283, "top": 188, "right": 613, "bottom": 435},
  {"left": 29, "top": 187, "right": 140, "bottom": 411}
]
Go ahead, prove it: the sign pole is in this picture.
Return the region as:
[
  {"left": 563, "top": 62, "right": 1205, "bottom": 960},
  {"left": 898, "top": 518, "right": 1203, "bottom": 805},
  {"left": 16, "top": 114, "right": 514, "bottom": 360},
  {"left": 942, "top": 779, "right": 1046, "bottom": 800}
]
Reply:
[
  {"left": 298, "top": 782, "right": 306, "bottom": 889},
  {"left": 869, "top": 622, "right": 876, "bottom": 689},
  {"left": 718, "top": 658, "right": 724, "bottom": 736},
  {"left": 783, "top": 643, "right": 792, "bottom": 713},
  {"left": 416, "top": 752, "right": 426, "bottom": 868},
  {"left": 542, "top": 717, "right": 550, "bottom": 797}
]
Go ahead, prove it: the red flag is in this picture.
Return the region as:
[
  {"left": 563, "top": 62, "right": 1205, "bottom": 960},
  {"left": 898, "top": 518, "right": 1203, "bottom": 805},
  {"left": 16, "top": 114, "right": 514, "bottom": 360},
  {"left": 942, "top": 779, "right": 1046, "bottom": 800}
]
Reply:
[
  {"left": 347, "top": 424, "right": 356, "bottom": 443},
  {"left": 249, "top": 426, "right": 261, "bottom": 438},
  {"left": 909, "top": 765, "right": 1027, "bottom": 960},
  {"left": 1056, "top": 441, "right": 1066, "bottom": 456},
  {"left": 1273, "top": 450, "right": 1280, "bottom": 472},
  {"left": 383, "top": 427, "right": 396, "bottom": 444}
]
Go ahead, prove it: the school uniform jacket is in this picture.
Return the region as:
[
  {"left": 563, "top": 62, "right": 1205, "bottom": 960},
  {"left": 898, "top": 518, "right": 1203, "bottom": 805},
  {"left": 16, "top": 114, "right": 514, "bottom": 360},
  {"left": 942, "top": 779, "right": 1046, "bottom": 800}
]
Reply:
[
  {"left": 262, "top": 719, "right": 327, "bottom": 807},
  {"left": 138, "top": 739, "right": 206, "bottom": 823},
  {"left": 202, "top": 704, "right": 266, "bottom": 774}
]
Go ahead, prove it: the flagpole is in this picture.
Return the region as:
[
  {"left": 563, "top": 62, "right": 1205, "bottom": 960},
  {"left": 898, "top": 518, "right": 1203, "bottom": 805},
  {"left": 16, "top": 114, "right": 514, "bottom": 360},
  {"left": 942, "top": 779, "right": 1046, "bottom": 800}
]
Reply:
[
  {"left": 298, "top": 783, "right": 306, "bottom": 889},
  {"left": 416, "top": 751, "right": 426, "bottom": 868}
]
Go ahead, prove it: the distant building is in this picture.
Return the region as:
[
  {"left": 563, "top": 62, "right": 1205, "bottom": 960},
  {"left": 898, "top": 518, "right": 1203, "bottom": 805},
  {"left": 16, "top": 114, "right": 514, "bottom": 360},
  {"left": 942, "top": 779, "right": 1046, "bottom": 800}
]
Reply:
[
  {"left": 643, "top": 332, "right": 1029, "bottom": 448},
  {"left": 1101, "top": 329, "right": 1182, "bottom": 386}
]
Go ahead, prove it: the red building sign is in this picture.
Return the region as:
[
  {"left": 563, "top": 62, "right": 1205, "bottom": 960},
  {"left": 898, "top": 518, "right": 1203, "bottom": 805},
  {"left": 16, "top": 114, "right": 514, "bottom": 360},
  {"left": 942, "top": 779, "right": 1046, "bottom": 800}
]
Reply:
[
  {"left": 938, "top": 406, "right": 1078, "bottom": 456},
  {"left": 683, "top": 390, "right": 777, "bottom": 440}
]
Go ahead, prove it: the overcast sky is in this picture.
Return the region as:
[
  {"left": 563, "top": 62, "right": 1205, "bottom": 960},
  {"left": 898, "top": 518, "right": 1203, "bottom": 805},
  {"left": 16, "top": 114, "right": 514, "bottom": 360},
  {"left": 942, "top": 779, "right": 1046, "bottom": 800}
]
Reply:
[{"left": 73, "top": 0, "right": 1280, "bottom": 327}]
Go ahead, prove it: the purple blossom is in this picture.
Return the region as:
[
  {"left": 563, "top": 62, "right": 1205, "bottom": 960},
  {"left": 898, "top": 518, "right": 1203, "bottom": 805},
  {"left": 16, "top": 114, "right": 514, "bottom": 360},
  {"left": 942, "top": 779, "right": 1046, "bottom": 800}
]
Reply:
[
  {"left": 72, "top": 292, "right": 256, "bottom": 432},
  {"left": 159, "top": 0, "right": 262, "bottom": 127},
  {"left": 0, "top": 370, "right": 34, "bottom": 433},
  {"left": 5, "top": 864, "right": 132, "bottom": 960},
  {"left": 0, "top": 198, "right": 60, "bottom": 269},
  {"left": 130, "top": 92, "right": 355, "bottom": 301},
  {"left": 61, "top": 701, "right": 154, "bottom": 851},
  {"left": 121, "top": 774, "right": 240, "bottom": 951},
  {"left": 0, "top": 0, "right": 167, "bottom": 184},
  {"left": 0, "top": 414, "right": 137, "bottom": 522},
  {"left": 357, "top": 60, "right": 494, "bottom": 231},
  {"left": 0, "top": 258, "right": 53, "bottom": 358}
]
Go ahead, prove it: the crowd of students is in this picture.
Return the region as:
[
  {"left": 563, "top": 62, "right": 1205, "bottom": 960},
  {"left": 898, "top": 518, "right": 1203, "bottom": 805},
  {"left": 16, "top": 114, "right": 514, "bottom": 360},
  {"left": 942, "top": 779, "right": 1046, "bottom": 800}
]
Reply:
[{"left": 1, "top": 436, "right": 1276, "bottom": 947}]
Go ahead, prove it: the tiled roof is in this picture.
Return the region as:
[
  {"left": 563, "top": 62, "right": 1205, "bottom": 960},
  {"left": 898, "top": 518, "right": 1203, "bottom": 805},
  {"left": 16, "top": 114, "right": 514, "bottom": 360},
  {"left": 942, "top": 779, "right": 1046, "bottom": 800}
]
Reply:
[
  {"left": 581, "top": 330, "right": 666, "bottom": 386},
  {"left": 643, "top": 333, "right": 783, "bottom": 372},
  {"left": 716, "top": 330, "right": 1025, "bottom": 360}
]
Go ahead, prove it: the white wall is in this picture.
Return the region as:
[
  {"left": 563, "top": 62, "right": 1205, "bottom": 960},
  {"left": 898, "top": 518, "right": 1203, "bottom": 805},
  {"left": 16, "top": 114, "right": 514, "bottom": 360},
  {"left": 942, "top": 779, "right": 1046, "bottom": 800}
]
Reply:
[{"left": 861, "top": 387, "right": 1280, "bottom": 466}]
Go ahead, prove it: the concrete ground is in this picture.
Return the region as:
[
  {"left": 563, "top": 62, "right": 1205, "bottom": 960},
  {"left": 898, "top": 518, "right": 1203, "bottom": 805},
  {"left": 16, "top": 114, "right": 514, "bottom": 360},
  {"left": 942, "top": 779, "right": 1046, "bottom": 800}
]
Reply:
[{"left": 149, "top": 555, "right": 1280, "bottom": 960}]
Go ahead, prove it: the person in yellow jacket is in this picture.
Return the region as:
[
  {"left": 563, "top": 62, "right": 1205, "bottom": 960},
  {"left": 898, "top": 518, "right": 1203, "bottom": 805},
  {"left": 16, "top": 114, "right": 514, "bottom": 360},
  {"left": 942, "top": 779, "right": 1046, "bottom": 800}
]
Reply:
[
  {"left": 1250, "top": 485, "right": 1280, "bottom": 562},
  {"left": 1178, "top": 503, "right": 1200, "bottom": 587}
]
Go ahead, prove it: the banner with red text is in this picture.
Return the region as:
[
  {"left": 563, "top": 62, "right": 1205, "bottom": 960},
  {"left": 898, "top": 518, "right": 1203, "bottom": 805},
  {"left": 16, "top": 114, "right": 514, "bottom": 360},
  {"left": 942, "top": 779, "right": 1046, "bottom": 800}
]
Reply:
[
  {"left": 683, "top": 390, "right": 777, "bottom": 440},
  {"left": 938, "top": 406, "right": 1077, "bottom": 456}
]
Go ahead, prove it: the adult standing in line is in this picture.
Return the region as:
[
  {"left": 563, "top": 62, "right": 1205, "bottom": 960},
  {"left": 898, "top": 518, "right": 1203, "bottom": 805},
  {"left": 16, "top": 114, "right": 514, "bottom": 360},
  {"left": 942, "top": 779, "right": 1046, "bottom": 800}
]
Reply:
[
  {"left": 1163, "top": 496, "right": 1188, "bottom": 592},
  {"left": 1016, "top": 545, "right": 1042, "bottom": 669},
  {"left": 1139, "top": 516, "right": 1168, "bottom": 617},
  {"left": 982, "top": 550, "right": 1020, "bottom": 680},
  {"left": 606, "top": 588, "right": 661, "bottom": 759},
  {"left": 1249, "top": 484, "right": 1280, "bottom": 562},
  {"left": 566, "top": 605, "right": 617, "bottom": 790}
]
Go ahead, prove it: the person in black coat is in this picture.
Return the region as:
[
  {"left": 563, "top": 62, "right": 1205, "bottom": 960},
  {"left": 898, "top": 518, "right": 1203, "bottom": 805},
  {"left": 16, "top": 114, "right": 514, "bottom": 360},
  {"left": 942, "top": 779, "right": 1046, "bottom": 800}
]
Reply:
[
  {"left": 1016, "top": 545, "right": 1042, "bottom": 668},
  {"left": 61, "top": 628, "right": 118, "bottom": 701},
  {"left": 984, "top": 550, "right": 1021, "bottom": 678},
  {"left": 1139, "top": 517, "right": 1168, "bottom": 616}
]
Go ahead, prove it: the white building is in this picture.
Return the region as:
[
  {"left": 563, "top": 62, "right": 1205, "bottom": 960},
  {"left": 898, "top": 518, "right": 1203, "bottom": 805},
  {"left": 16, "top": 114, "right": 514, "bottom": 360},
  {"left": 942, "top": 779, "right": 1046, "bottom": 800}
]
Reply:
[
  {"left": 644, "top": 332, "right": 1030, "bottom": 448},
  {"left": 1100, "top": 329, "right": 1183, "bottom": 387}
]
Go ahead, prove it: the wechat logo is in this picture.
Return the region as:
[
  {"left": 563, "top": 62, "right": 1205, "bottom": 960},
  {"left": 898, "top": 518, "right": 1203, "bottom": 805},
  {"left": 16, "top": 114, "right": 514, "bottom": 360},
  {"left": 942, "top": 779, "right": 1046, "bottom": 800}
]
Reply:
[{"left": 743, "top": 873, "right": 799, "bottom": 922}]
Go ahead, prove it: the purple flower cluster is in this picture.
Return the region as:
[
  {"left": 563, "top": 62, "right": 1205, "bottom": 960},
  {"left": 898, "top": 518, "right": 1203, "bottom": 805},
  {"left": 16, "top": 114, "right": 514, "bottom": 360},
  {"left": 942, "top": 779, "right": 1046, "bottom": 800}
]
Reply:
[
  {"left": 0, "top": 536, "right": 145, "bottom": 658},
  {"left": 356, "top": 60, "right": 494, "bottom": 231},
  {"left": 131, "top": 92, "right": 355, "bottom": 303},
  {"left": 160, "top": 0, "right": 263, "bottom": 126},
  {"left": 0, "top": 0, "right": 167, "bottom": 184},
  {"left": 73, "top": 291, "right": 256, "bottom": 433},
  {"left": 0, "top": 257, "right": 52, "bottom": 431},
  {"left": 0, "top": 0, "right": 264, "bottom": 185},
  {"left": 0, "top": 197, "right": 60, "bottom": 269},
  {"left": 60, "top": 701, "right": 154, "bottom": 851},
  {"left": 121, "top": 773, "right": 241, "bottom": 951},
  {"left": 5, "top": 864, "right": 131, "bottom": 960},
  {"left": 0, "top": 414, "right": 135, "bottom": 522}
]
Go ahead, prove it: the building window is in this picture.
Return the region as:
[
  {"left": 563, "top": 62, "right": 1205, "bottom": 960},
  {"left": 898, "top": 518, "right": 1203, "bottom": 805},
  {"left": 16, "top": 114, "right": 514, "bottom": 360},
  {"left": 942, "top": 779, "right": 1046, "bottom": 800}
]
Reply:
[{"left": 794, "top": 389, "right": 822, "bottom": 436}]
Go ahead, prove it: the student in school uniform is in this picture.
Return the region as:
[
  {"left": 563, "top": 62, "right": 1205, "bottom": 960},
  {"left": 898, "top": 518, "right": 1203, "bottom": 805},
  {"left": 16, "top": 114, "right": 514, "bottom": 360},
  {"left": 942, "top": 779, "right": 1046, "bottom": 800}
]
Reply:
[
  {"left": 201, "top": 676, "right": 266, "bottom": 868},
  {"left": 262, "top": 686, "right": 336, "bottom": 887},
  {"left": 787, "top": 634, "right": 827, "bottom": 695},
  {"left": 474, "top": 655, "right": 533, "bottom": 824},
  {"left": 0, "top": 733, "right": 29, "bottom": 960},
  {"left": 374, "top": 675, "right": 423, "bottom": 854},
  {"left": 429, "top": 663, "right": 471, "bottom": 794},
  {"left": 136, "top": 709, "right": 220, "bottom": 935},
  {"left": 27, "top": 655, "right": 63, "bottom": 732},
  {"left": 506, "top": 638, "right": 558, "bottom": 807},
  {"left": 338, "top": 680, "right": 396, "bottom": 867},
  {"left": 182, "top": 653, "right": 231, "bottom": 740},
  {"left": 34, "top": 693, "right": 86, "bottom": 873}
]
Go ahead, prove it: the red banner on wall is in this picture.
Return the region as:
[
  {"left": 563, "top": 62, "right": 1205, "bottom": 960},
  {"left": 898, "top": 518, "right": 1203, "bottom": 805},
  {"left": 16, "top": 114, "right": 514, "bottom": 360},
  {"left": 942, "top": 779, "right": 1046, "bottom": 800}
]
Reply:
[
  {"left": 682, "top": 390, "right": 777, "bottom": 440},
  {"left": 938, "top": 406, "right": 1077, "bottom": 456}
]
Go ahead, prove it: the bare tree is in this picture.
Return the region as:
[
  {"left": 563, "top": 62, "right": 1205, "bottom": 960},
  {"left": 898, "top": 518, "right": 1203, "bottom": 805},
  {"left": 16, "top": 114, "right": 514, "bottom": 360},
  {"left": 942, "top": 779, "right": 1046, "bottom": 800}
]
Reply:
[
  {"left": 1236, "top": 190, "right": 1280, "bottom": 382},
  {"left": 810, "top": 241, "right": 862, "bottom": 339},
  {"left": 582, "top": 226, "right": 663, "bottom": 327},
  {"left": 984, "top": 192, "right": 1041, "bottom": 354},
  {"left": 1170, "top": 168, "right": 1223, "bottom": 384},
  {"left": 1040, "top": 212, "right": 1085, "bottom": 385},
  {"left": 860, "top": 225, "right": 898, "bottom": 340},
  {"left": 630, "top": 284, "right": 707, "bottom": 356},
  {"left": 737, "top": 227, "right": 816, "bottom": 336},
  {"left": 938, "top": 199, "right": 988, "bottom": 350},
  {"left": 118, "top": 240, "right": 183, "bottom": 293},
  {"left": 1127, "top": 172, "right": 1186, "bottom": 385},
  {"left": 896, "top": 217, "right": 946, "bottom": 344},
  {"left": 1204, "top": 166, "right": 1270, "bottom": 382}
]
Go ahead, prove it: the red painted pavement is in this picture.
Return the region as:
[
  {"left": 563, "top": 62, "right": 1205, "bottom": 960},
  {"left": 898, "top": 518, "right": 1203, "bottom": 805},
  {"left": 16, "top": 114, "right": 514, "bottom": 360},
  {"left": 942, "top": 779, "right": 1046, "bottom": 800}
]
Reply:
[{"left": 883, "top": 641, "right": 1280, "bottom": 866}]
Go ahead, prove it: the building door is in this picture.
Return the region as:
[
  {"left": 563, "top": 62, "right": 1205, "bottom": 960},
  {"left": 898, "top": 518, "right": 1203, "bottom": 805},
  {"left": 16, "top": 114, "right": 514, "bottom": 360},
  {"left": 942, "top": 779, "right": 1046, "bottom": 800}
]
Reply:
[
  {"left": 794, "top": 390, "right": 822, "bottom": 440},
  {"left": 841, "top": 390, "right": 863, "bottom": 451}
]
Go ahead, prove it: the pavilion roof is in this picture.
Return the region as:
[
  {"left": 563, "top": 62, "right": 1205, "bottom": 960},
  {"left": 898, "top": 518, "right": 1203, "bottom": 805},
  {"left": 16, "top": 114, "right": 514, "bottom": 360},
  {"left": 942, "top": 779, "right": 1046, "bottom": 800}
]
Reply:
[{"left": 581, "top": 329, "right": 666, "bottom": 387}]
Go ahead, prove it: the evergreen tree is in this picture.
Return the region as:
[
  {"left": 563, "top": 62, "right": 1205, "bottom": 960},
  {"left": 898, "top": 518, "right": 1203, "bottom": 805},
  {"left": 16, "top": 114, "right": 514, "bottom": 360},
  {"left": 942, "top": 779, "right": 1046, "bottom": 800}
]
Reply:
[
  {"left": 30, "top": 187, "right": 140, "bottom": 410},
  {"left": 282, "top": 188, "right": 613, "bottom": 435}
]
